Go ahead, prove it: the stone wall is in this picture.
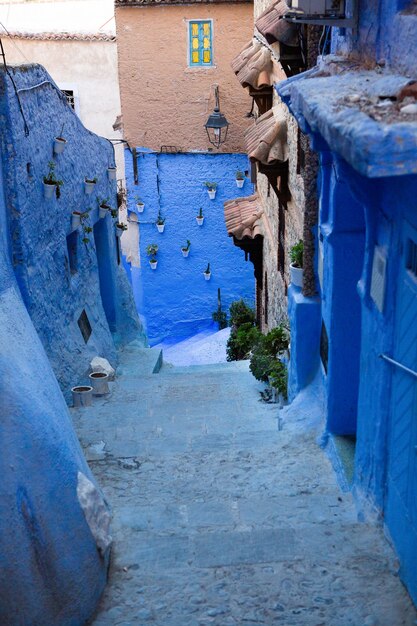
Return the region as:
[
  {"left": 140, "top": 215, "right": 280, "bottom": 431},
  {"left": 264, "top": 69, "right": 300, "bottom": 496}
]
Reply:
[
  {"left": 123, "top": 149, "right": 255, "bottom": 344},
  {"left": 115, "top": 3, "right": 254, "bottom": 152},
  {"left": 1, "top": 64, "right": 144, "bottom": 397}
]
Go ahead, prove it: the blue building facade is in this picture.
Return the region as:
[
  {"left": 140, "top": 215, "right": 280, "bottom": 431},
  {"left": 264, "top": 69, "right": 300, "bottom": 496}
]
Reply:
[
  {"left": 0, "top": 64, "right": 144, "bottom": 624},
  {"left": 123, "top": 150, "right": 255, "bottom": 345},
  {"left": 278, "top": 2, "right": 417, "bottom": 604}
]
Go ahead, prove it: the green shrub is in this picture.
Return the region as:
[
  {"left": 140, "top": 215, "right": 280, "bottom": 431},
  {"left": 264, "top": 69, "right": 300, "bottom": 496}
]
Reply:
[
  {"left": 290, "top": 240, "right": 304, "bottom": 268},
  {"left": 269, "top": 360, "right": 288, "bottom": 399},
  {"left": 212, "top": 309, "right": 228, "bottom": 330},
  {"left": 229, "top": 299, "right": 255, "bottom": 329},
  {"left": 249, "top": 347, "right": 276, "bottom": 382},
  {"left": 226, "top": 323, "right": 261, "bottom": 361},
  {"left": 249, "top": 324, "right": 289, "bottom": 397},
  {"left": 262, "top": 325, "right": 289, "bottom": 356}
]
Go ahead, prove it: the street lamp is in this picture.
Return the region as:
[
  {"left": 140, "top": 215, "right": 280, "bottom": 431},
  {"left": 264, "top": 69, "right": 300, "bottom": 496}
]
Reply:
[{"left": 205, "top": 85, "right": 229, "bottom": 149}]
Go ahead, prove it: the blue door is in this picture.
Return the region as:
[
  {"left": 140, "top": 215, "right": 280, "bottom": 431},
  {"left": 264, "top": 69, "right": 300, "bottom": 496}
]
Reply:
[{"left": 386, "top": 220, "right": 417, "bottom": 603}]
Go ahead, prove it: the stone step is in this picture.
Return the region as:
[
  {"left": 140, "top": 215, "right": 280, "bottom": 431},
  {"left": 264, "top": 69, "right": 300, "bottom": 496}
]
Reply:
[{"left": 117, "top": 343, "right": 163, "bottom": 376}]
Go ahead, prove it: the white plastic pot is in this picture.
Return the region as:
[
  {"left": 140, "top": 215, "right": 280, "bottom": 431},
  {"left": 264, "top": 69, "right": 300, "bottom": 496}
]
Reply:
[
  {"left": 290, "top": 263, "right": 303, "bottom": 288},
  {"left": 207, "top": 189, "right": 216, "bottom": 200},
  {"left": 72, "top": 212, "right": 81, "bottom": 229},
  {"left": 89, "top": 372, "right": 110, "bottom": 396},
  {"left": 99, "top": 206, "right": 109, "bottom": 219},
  {"left": 54, "top": 137, "right": 67, "bottom": 155},
  {"left": 43, "top": 182, "right": 56, "bottom": 199},
  {"left": 236, "top": 178, "right": 244, "bottom": 188},
  {"left": 72, "top": 386, "right": 93, "bottom": 408},
  {"left": 157, "top": 223, "right": 165, "bottom": 233},
  {"left": 204, "top": 272, "right": 211, "bottom": 281},
  {"left": 150, "top": 260, "right": 158, "bottom": 270},
  {"left": 136, "top": 203, "right": 145, "bottom": 213},
  {"left": 182, "top": 248, "right": 190, "bottom": 258},
  {"left": 196, "top": 216, "right": 204, "bottom": 226},
  {"left": 116, "top": 225, "right": 126, "bottom": 238},
  {"left": 84, "top": 181, "right": 96, "bottom": 195},
  {"left": 107, "top": 167, "right": 117, "bottom": 181}
]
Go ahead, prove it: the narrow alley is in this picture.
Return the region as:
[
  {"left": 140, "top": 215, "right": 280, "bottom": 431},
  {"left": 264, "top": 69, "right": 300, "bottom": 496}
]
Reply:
[{"left": 73, "top": 342, "right": 416, "bottom": 626}]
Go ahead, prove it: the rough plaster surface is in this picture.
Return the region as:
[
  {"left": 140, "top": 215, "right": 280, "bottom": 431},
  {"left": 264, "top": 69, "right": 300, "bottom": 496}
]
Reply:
[
  {"left": 71, "top": 343, "right": 417, "bottom": 625},
  {"left": 115, "top": 3, "right": 254, "bottom": 151},
  {"left": 124, "top": 150, "right": 255, "bottom": 344},
  {"left": 1, "top": 64, "right": 144, "bottom": 398}
]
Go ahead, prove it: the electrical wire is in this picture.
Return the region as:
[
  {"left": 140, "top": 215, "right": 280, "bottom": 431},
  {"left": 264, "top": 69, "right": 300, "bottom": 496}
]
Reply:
[{"left": 0, "top": 36, "right": 29, "bottom": 135}]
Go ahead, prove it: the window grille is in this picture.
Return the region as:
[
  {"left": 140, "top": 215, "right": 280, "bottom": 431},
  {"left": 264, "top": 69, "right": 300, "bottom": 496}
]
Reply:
[
  {"left": 189, "top": 21, "right": 213, "bottom": 67},
  {"left": 62, "top": 89, "right": 75, "bottom": 110}
]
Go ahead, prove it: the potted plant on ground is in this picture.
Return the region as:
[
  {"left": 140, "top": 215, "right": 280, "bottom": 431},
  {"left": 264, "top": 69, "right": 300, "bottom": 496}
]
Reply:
[
  {"left": 290, "top": 240, "right": 304, "bottom": 288},
  {"left": 107, "top": 165, "right": 117, "bottom": 181},
  {"left": 43, "top": 161, "right": 63, "bottom": 199},
  {"left": 98, "top": 197, "right": 111, "bottom": 219},
  {"left": 135, "top": 196, "right": 145, "bottom": 213},
  {"left": 156, "top": 212, "right": 165, "bottom": 233},
  {"left": 116, "top": 222, "right": 128, "bottom": 238},
  {"left": 203, "top": 262, "right": 211, "bottom": 281},
  {"left": 235, "top": 170, "right": 245, "bottom": 188},
  {"left": 196, "top": 207, "right": 204, "bottom": 226},
  {"left": 54, "top": 124, "right": 67, "bottom": 155},
  {"left": 203, "top": 181, "right": 217, "bottom": 200},
  {"left": 84, "top": 176, "right": 97, "bottom": 195},
  {"left": 181, "top": 240, "right": 191, "bottom": 258},
  {"left": 147, "top": 243, "right": 158, "bottom": 269}
]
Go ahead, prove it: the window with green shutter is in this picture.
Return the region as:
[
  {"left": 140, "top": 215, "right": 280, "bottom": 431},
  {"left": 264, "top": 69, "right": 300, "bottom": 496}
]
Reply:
[{"left": 189, "top": 20, "right": 213, "bottom": 67}]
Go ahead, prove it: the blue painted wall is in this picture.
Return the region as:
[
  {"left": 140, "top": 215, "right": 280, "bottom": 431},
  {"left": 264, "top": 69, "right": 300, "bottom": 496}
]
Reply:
[
  {"left": 124, "top": 150, "right": 255, "bottom": 345},
  {"left": 1, "top": 64, "right": 144, "bottom": 399},
  {"left": 0, "top": 63, "right": 139, "bottom": 624}
]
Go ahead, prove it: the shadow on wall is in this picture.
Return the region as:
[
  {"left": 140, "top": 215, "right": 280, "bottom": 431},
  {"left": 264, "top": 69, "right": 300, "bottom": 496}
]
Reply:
[{"left": 123, "top": 150, "right": 256, "bottom": 345}]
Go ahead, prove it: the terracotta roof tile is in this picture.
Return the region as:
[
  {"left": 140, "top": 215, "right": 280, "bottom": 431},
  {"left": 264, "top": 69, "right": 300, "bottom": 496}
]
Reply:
[
  {"left": 224, "top": 194, "right": 264, "bottom": 240},
  {"left": 255, "top": 0, "right": 298, "bottom": 46},
  {"left": 231, "top": 40, "right": 274, "bottom": 89},
  {"left": 244, "top": 105, "right": 288, "bottom": 164},
  {"left": 5, "top": 31, "right": 116, "bottom": 42}
]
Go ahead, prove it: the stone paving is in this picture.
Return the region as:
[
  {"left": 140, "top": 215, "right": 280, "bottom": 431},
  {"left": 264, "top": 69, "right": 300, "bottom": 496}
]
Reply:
[{"left": 72, "top": 343, "right": 417, "bottom": 626}]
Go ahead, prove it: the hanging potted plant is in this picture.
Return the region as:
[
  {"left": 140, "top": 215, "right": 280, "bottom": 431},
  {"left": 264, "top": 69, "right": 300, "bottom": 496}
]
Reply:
[
  {"left": 235, "top": 170, "right": 245, "bottom": 188},
  {"left": 135, "top": 196, "right": 145, "bottom": 213},
  {"left": 107, "top": 165, "right": 117, "bottom": 181},
  {"left": 203, "top": 262, "right": 211, "bottom": 281},
  {"left": 71, "top": 210, "right": 86, "bottom": 230},
  {"left": 156, "top": 212, "right": 166, "bottom": 233},
  {"left": 203, "top": 181, "right": 217, "bottom": 200},
  {"left": 290, "top": 240, "right": 304, "bottom": 288},
  {"left": 98, "top": 197, "right": 111, "bottom": 219},
  {"left": 84, "top": 176, "right": 97, "bottom": 195},
  {"left": 43, "top": 161, "right": 63, "bottom": 199},
  {"left": 147, "top": 243, "right": 158, "bottom": 270},
  {"left": 54, "top": 123, "right": 67, "bottom": 155},
  {"left": 196, "top": 207, "right": 204, "bottom": 226},
  {"left": 181, "top": 240, "right": 191, "bottom": 258},
  {"left": 116, "top": 222, "right": 128, "bottom": 238}
]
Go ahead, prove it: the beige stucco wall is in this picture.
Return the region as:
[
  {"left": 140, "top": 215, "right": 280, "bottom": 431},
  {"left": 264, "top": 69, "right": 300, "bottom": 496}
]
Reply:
[
  {"left": 115, "top": 3, "right": 254, "bottom": 152},
  {"left": 2, "top": 37, "right": 125, "bottom": 180}
]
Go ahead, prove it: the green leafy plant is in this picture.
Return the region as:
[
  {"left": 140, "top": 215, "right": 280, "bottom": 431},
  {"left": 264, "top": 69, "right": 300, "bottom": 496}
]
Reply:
[
  {"left": 212, "top": 309, "right": 228, "bottom": 330},
  {"left": 249, "top": 324, "right": 289, "bottom": 398},
  {"left": 156, "top": 212, "right": 165, "bottom": 225},
  {"left": 269, "top": 360, "right": 288, "bottom": 399},
  {"left": 98, "top": 197, "right": 110, "bottom": 208},
  {"left": 80, "top": 210, "right": 92, "bottom": 243},
  {"left": 181, "top": 239, "right": 191, "bottom": 252},
  {"left": 229, "top": 299, "right": 256, "bottom": 329},
  {"left": 110, "top": 209, "right": 118, "bottom": 219},
  {"left": 226, "top": 322, "right": 261, "bottom": 361},
  {"left": 290, "top": 240, "right": 304, "bottom": 269},
  {"left": 146, "top": 243, "right": 159, "bottom": 261},
  {"left": 235, "top": 170, "right": 245, "bottom": 180},
  {"left": 197, "top": 208, "right": 203, "bottom": 218},
  {"left": 134, "top": 195, "right": 144, "bottom": 205},
  {"left": 85, "top": 176, "right": 97, "bottom": 184},
  {"left": 116, "top": 222, "right": 128, "bottom": 231},
  {"left": 204, "top": 263, "right": 211, "bottom": 275},
  {"left": 43, "top": 161, "right": 63, "bottom": 198},
  {"left": 203, "top": 181, "right": 218, "bottom": 190}
]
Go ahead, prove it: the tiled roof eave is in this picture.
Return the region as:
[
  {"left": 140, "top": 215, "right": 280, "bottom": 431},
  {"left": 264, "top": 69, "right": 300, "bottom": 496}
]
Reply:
[
  {"left": 116, "top": 0, "right": 252, "bottom": 5},
  {"left": 4, "top": 31, "right": 116, "bottom": 42}
]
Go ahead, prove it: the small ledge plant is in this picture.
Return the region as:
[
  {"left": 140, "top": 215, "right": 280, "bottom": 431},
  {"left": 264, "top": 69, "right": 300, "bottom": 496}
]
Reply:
[
  {"left": 203, "top": 181, "right": 217, "bottom": 199},
  {"left": 156, "top": 212, "right": 166, "bottom": 233},
  {"left": 290, "top": 239, "right": 304, "bottom": 288},
  {"left": 235, "top": 170, "right": 245, "bottom": 188},
  {"left": 84, "top": 176, "right": 97, "bottom": 195},
  {"left": 43, "top": 161, "right": 63, "bottom": 199},
  {"left": 115, "top": 222, "right": 128, "bottom": 238},
  {"left": 98, "top": 197, "right": 111, "bottom": 219},
  {"left": 181, "top": 239, "right": 191, "bottom": 258},
  {"left": 196, "top": 207, "right": 204, "bottom": 226},
  {"left": 135, "top": 196, "right": 145, "bottom": 213},
  {"left": 147, "top": 243, "right": 159, "bottom": 269},
  {"left": 204, "top": 262, "right": 211, "bottom": 280}
]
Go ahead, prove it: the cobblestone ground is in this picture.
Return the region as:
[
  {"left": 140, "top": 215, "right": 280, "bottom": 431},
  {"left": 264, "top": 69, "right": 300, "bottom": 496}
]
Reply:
[{"left": 72, "top": 344, "right": 417, "bottom": 626}]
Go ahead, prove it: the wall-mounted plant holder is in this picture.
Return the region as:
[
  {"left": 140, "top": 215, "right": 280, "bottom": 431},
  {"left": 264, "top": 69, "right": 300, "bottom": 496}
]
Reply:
[
  {"left": 107, "top": 166, "right": 117, "bottom": 181},
  {"left": 72, "top": 211, "right": 82, "bottom": 229},
  {"left": 203, "top": 263, "right": 211, "bottom": 281},
  {"left": 181, "top": 240, "right": 191, "bottom": 257},
  {"left": 54, "top": 137, "right": 67, "bottom": 155},
  {"left": 116, "top": 223, "right": 127, "bottom": 238},
  {"left": 236, "top": 178, "right": 244, "bottom": 188},
  {"left": 84, "top": 178, "right": 97, "bottom": 195},
  {"left": 150, "top": 259, "right": 158, "bottom": 270},
  {"left": 99, "top": 204, "right": 110, "bottom": 219},
  {"left": 43, "top": 182, "right": 56, "bottom": 199},
  {"left": 204, "top": 182, "right": 217, "bottom": 200},
  {"left": 136, "top": 202, "right": 145, "bottom": 213},
  {"left": 157, "top": 223, "right": 165, "bottom": 234},
  {"left": 71, "top": 385, "right": 93, "bottom": 408},
  {"left": 89, "top": 372, "right": 109, "bottom": 396},
  {"left": 208, "top": 189, "right": 216, "bottom": 200},
  {"left": 196, "top": 208, "right": 204, "bottom": 226}
]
